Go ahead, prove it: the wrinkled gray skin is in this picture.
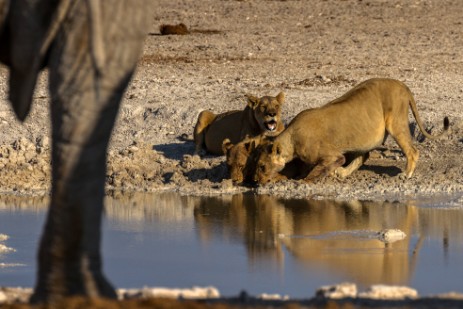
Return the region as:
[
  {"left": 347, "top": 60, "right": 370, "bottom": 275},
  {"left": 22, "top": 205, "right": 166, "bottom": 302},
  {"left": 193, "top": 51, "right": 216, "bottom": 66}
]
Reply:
[{"left": 0, "top": 0, "right": 150, "bottom": 303}]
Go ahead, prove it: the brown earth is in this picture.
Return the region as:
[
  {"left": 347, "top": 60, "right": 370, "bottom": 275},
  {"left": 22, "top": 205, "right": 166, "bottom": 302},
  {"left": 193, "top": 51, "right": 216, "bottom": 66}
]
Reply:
[{"left": 1, "top": 0, "right": 462, "bottom": 202}]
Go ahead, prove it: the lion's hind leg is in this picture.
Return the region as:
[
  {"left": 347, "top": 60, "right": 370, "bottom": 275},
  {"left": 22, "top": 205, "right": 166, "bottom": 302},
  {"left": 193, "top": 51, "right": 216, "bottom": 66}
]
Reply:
[
  {"left": 385, "top": 102, "right": 421, "bottom": 178},
  {"left": 387, "top": 130, "right": 418, "bottom": 178},
  {"left": 194, "top": 110, "right": 216, "bottom": 155}
]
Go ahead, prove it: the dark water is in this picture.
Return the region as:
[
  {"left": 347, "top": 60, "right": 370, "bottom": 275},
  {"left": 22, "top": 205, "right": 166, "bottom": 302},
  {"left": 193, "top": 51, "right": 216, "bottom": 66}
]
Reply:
[{"left": 1, "top": 192, "right": 463, "bottom": 298}]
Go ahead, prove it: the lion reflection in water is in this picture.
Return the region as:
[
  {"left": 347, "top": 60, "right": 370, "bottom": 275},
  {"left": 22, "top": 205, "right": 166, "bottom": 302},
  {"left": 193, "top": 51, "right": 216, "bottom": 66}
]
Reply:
[{"left": 193, "top": 194, "right": 417, "bottom": 286}]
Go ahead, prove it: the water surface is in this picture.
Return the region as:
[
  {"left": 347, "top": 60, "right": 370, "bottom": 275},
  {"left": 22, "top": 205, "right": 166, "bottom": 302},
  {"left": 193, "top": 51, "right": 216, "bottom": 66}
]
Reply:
[{"left": 1, "top": 192, "right": 463, "bottom": 298}]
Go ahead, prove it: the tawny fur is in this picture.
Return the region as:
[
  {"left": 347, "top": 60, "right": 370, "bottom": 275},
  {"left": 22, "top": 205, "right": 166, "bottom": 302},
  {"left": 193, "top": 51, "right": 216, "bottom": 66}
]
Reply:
[
  {"left": 222, "top": 135, "right": 267, "bottom": 184},
  {"left": 223, "top": 135, "right": 310, "bottom": 184},
  {"left": 254, "top": 78, "right": 449, "bottom": 184},
  {"left": 194, "top": 92, "right": 285, "bottom": 155}
]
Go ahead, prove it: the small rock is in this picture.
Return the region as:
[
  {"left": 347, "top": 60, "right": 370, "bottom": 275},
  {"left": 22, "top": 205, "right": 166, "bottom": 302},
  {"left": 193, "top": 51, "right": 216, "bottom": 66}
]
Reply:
[
  {"left": 25, "top": 163, "right": 34, "bottom": 171},
  {"left": 0, "top": 291, "right": 6, "bottom": 303},
  {"left": 24, "top": 150, "right": 36, "bottom": 162},
  {"left": 0, "top": 244, "right": 15, "bottom": 253},
  {"left": 127, "top": 145, "right": 139, "bottom": 153},
  {"left": 377, "top": 229, "right": 406, "bottom": 243},
  {"left": 120, "top": 286, "right": 220, "bottom": 300},
  {"left": 221, "top": 178, "right": 233, "bottom": 189},
  {"left": 258, "top": 293, "right": 289, "bottom": 300},
  {"left": 316, "top": 282, "right": 357, "bottom": 299},
  {"left": 0, "top": 287, "right": 33, "bottom": 304},
  {"left": 36, "top": 136, "right": 50, "bottom": 149},
  {"left": 359, "top": 285, "right": 418, "bottom": 300}
]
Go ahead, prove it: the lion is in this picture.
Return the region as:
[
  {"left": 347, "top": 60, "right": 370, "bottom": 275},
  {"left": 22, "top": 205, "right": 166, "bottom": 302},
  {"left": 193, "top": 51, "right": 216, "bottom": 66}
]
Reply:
[
  {"left": 222, "top": 135, "right": 267, "bottom": 184},
  {"left": 222, "top": 135, "right": 310, "bottom": 184},
  {"left": 254, "top": 78, "right": 449, "bottom": 184},
  {"left": 194, "top": 92, "right": 285, "bottom": 155}
]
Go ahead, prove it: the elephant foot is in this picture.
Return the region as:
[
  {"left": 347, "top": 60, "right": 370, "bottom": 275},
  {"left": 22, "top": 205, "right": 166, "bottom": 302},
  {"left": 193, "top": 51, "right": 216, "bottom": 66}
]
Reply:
[{"left": 29, "top": 269, "right": 117, "bottom": 304}]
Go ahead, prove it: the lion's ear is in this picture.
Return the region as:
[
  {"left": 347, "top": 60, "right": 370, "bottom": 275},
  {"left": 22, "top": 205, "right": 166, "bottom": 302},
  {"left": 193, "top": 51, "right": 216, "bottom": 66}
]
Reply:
[
  {"left": 276, "top": 92, "right": 285, "bottom": 104},
  {"left": 222, "top": 138, "right": 233, "bottom": 155},
  {"left": 246, "top": 94, "right": 259, "bottom": 109}
]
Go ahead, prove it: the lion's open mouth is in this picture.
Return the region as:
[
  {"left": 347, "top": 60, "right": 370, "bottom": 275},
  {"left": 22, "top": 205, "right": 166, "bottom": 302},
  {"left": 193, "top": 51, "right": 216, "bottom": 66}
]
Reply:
[{"left": 264, "top": 120, "right": 277, "bottom": 131}]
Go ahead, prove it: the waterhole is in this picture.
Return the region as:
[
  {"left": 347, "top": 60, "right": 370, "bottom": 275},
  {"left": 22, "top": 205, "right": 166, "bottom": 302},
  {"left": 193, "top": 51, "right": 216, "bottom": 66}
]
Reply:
[{"left": 1, "top": 192, "right": 462, "bottom": 298}]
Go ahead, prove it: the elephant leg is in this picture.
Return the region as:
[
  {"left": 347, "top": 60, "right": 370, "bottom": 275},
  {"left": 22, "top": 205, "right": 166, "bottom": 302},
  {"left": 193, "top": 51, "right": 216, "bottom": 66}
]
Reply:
[
  {"left": 31, "top": 86, "right": 124, "bottom": 302},
  {"left": 0, "top": 0, "right": 8, "bottom": 31},
  {"left": 30, "top": 0, "right": 150, "bottom": 303}
]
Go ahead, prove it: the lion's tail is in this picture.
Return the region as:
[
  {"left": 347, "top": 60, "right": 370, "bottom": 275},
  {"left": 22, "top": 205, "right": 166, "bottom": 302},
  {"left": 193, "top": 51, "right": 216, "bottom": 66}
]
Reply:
[{"left": 408, "top": 92, "right": 449, "bottom": 140}]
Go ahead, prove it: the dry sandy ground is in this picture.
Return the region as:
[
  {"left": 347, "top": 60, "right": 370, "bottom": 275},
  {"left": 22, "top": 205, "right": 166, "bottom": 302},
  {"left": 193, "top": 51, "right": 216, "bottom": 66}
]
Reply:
[{"left": 1, "top": 0, "right": 463, "bottom": 202}]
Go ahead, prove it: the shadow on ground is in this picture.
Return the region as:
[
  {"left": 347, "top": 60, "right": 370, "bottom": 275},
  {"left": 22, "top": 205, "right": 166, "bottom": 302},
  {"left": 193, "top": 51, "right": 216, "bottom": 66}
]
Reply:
[
  {"left": 360, "top": 164, "right": 402, "bottom": 177},
  {"left": 183, "top": 162, "right": 228, "bottom": 183},
  {"left": 153, "top": 142, "right": 194, "bottom": 160}
]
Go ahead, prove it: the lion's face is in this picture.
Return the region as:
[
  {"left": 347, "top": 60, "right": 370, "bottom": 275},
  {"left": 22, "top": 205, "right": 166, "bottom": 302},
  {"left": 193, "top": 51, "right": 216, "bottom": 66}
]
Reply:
[
  {"left": 247, "top": 92, "right": 285, "bottom": 135},
  {"left": 254, "top": 142, "right": 286, "bottom": 184},
  {"left": 223, "top": 139, "right": 255, "bottom": 184}
]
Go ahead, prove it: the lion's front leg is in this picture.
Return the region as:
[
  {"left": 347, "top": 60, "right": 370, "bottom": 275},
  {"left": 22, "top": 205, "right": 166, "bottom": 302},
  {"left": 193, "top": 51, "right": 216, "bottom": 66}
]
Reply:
[
  {"left": 304, "top": 155, "right": 346, "bottom": 182},
  {"left": 332, "top": 153, "right": 369, "bottom": 179}
]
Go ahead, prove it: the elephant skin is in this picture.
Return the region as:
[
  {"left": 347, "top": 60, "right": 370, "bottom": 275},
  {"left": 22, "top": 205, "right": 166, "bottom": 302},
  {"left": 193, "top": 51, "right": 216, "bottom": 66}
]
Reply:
[{"left": 0, "top": 0, "right": 151, "bottom": 303}]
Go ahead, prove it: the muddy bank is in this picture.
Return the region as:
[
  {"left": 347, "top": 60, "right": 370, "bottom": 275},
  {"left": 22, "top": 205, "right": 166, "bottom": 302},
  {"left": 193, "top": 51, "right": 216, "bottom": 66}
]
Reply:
[
  {"left": 0, "top": 126, "right": 461, "bottom": 202},
  {"left": 1, "top": 285, "right": 463, "bottom": 308}
]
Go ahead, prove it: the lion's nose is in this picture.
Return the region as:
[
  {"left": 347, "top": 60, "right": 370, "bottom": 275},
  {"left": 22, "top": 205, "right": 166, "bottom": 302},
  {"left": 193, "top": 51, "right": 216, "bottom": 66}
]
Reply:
[{"left": 267, "top": 112, "right": 276, "bottom": 117}]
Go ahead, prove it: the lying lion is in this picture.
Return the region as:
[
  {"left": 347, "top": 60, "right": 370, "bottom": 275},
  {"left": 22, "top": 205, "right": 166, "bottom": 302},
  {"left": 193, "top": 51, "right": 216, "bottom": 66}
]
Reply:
[
  {"left": 194, "top": 92, "right": 285, "bottom": 155},
  {"left": 222, "top": 135, "right": 310, "bottom": 184},
  {"left": 254, "top": 78, "right": 449, "bottom": 184}
]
